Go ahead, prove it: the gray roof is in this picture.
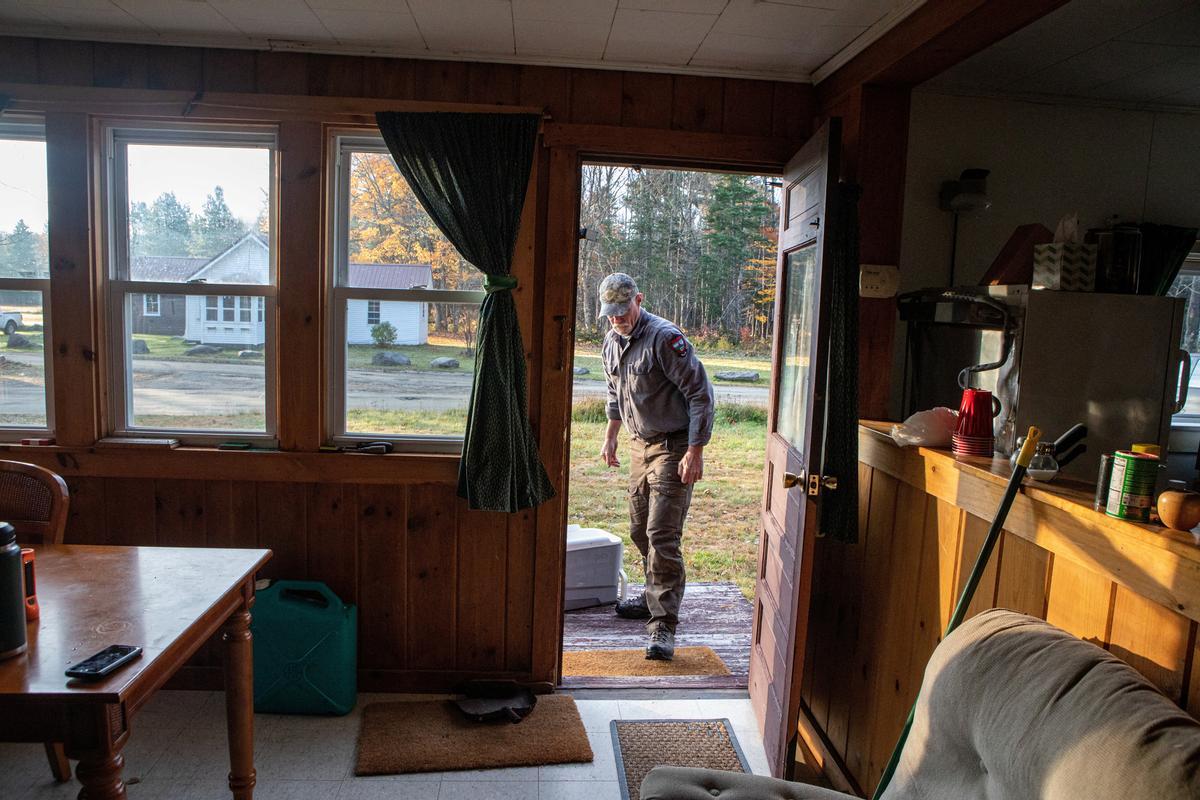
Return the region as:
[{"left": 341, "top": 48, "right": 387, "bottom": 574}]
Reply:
[
  {"left": 130, "top": 255, "right": 208, "bottom": 282},
  {"left": 348, "top": 263, "right": 434, "bottom": 290}
]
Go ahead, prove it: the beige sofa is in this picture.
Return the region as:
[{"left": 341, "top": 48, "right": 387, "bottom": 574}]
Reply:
[{"left": 642, "top": 608, "right": 1200, "bottom": 800}]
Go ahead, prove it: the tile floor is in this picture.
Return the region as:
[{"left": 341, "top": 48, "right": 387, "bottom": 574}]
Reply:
[{"left": 2, "top": 691, "right": 771, "bottom": 799}]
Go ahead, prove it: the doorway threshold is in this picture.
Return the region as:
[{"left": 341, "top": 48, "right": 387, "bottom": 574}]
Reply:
[{"left": 562, "top": 582, "right": 752, "bottom": 690}]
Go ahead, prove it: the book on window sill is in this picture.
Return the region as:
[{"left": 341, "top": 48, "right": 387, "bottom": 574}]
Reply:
[{"left": 97, "top": 437, "right": 181, "bottom": 449}]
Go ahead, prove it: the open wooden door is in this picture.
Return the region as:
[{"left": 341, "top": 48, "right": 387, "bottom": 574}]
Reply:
[{"left": 750, "top": 118, "right": 841, "bottom": 777}]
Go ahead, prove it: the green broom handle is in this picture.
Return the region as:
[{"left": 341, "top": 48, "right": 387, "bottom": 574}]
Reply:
[{"left": 871, "top": 427, "right": 1042, "bottom": 800}]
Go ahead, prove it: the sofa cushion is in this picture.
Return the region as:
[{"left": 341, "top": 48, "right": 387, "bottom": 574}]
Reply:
[
  {"left": 641, "top": 766, "right": 855, "bottom": 800},
  {"left": 885, "top": 608, "right": 1200, "bottom": 800}
]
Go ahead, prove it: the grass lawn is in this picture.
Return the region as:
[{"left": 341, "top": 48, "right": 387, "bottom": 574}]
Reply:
[{"left": 573, "top": 342, "right": 771, "bottom": 386}]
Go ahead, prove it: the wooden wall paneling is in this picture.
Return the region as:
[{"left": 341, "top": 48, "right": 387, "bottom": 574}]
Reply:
[
  {"left": 721, "top": 78, "right": 774, "bottom": 137},
  {"left": 307, "top": 483, "right": 359, "bottom": 605},
  {"left": 102, "top": 477, "right": 156, "bottom": 546},
  {"left": 456, "top": 509, "right": 509, "bottom": 672},
  {"left": 843, "top": 469, "right": 898, "bottom": 780},
  {"left": 154, "top": 479, "right": 207, "bottom": 548},
  {"left": 93, "top": 43, "right": 147, "bottom": 89},
  {"left": 0, "top": 37, "right": 39, "bottom": 84},
  {"left": 863, "top": 481, "right": 928, "bottom": 790},
  {"left": 1189, "top": 634, "right": 1200, "bottom": 719},
  {"left": 275, "top": 121, "right": 325, "bottom": 451},
  {"left": 406, "top": 483, "right": 459, "bottom": 670},
  {"left": 799, "top": 533, "right": 829, "bottom": 723},
  {"left": 202, "top": 481, "right": 233, "bottom": 548},
  {"left": 822, "top": 463, "right": 873, "bottom": 761},
  {"left": 530, "top": 144, "right": 581, "bottom": 682},
  {"left": 255, "top": 482, "right": 309, "bottom": 580},
  {"left": 413, "top": 60, "right": 470, "bottom": 103},
  {"left": 620, "top": 72, "right": 673, "bottom": 130},
  {"left": 468, "top": 62, "right": 521, "bottom": 105},
  {"left": 363, "top": 58, "right": 416, "bottom": 101},
  {"left": 63, "top": 476, "right": 105, "bottom": 545},
  {"left": 255, "top": 52, "right": 310, "bottom": 96},
  {"left": 45, "top": 113, "right": 101, "bottom": 447},
  {"left": 202, "top": 48, "right": 255, "bottom": 93},
  {"left": 357, "top": 483, "right": 407, "bottom": 669},
  {"left": 934, "top": 500, "right": 963, "bottom": 632},
  {"left": 907, "top": 496, "right": 952, "bottom": 698},
  {"left": 955, "top": 513, "right": 1000, "bottom": 621},
  {"left": 994, "top": 532, "right": 1052, "bottom": 618},
  {"left": 771, "top": 82, "right": 814, "bottom": 142},
  {"left": 36, "top": 39, "right": 94, "bottom": 86},
  {"left": 308, "top": 54, "right": 366, "bottom": 98},
  {"left": 672, "top": 75, "right": 723, "bottom": 133},
  {"left": 505, "top": 509, "right": 536, "bottom": 673},
  {"left": 570, "top": 70, "right": 622, "bottom": 125},
  {"left": 146, "top": 45, "right": 203, "bottom": 92},
  {"left": 520, "top": 66, "right": 572, "bottom": 121},
  {"left": 1044, "top": 554, "right": 1114, "bottom": 647},
  {"left": 1107, "top": 585, "right": 1192, "bottom": 703}
]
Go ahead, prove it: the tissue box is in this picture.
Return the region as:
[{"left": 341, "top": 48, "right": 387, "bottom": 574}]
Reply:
[{"left": 1033, "top": 243, "right": 1097, "bottom": 291}]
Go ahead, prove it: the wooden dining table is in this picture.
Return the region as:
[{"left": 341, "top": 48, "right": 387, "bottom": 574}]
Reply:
[{"left": 0, "top": 544, "right": 272, "bottom": 800}]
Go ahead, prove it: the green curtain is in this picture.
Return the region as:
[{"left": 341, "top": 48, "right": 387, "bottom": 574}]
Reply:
[{"left": 375, "top": 111, "right": 554, "bottom": 512}]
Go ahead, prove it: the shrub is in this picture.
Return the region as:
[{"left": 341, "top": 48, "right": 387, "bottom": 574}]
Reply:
[{"left": 371, "top": 321, "right": 398, "bottom": 348}]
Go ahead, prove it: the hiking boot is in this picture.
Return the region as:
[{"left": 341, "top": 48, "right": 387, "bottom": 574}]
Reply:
[
  {"left": 615, "top": 592, "right": 651, "bottom": 620},
  {"left": 645, "top": 626, "right": 675, "bottom": 661}
]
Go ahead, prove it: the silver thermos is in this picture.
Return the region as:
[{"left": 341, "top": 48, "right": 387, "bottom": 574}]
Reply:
[{"left": 0, "top": 522, "right": 27, "bottom": 660}]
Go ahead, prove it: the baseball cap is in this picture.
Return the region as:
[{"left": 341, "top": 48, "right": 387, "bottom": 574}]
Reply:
[{"left": 598, "top": 272, "right": 639, "bottom": 318}]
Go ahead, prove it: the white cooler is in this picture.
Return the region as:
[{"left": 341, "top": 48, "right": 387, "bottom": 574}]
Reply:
[{"left": 565, "top": 524, "right": 626, "bottom": 611}]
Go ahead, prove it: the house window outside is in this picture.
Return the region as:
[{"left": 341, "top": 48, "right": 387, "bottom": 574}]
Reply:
[
  {"left": 1168, "top": 253, "right": 1200, "bottom": 425},
  {"left": 106, "top": 126, "right": 276, "bottom": 442},
  {"left": 329, "top": 135, "right": 485, "bottom": 449},
  {"left": 0, "top": 120, "right": 52, "bottom": 434}
]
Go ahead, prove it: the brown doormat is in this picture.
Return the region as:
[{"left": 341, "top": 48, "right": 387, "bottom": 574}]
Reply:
[
  {"left": 612, "top": 719, "right": 749, "bottom": 800},
  {"left": 563, "top": 646, "right": 731, "bottom": 677},
  {"left": 355, "top": 694, "right": 593, "bottom": 776}
]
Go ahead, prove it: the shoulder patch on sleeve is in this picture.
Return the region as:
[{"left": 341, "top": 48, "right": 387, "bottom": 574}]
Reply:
[{"left": 668, "top": 333, "right": 689, "bottom": 358}]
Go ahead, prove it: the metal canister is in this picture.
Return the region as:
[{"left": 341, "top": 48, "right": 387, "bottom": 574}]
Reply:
[
  {"left": 0, "top": 522, "right": 27, "bottom": 661},
  {"left": 1094, "top": 454, "right": 1114, "bottom": 511},
  {"left": 1105, "top": 450, "right": 1160, "bottom": 522}
]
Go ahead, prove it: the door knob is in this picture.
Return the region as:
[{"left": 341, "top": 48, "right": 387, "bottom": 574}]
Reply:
[{"left": 782, "top": 471, "right": 805, "bottom": 488}]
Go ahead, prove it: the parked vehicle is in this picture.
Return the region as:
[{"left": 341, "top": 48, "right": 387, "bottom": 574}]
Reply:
[{"left": 0, "top": 311, "right": 21, "bottom": 336}]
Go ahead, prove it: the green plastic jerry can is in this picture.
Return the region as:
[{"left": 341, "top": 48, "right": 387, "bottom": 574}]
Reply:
[{"left": 251, "top": 580, "right": 357, "bottom": 715}]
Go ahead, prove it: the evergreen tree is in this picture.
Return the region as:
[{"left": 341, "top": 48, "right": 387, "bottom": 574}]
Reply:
[
  {"left": 192, "top": 186, "right": 247, "bottom": 257},
  {"left": 0, "top": 219, "right": 40, "bottom": 277},
  {"left": 134, "top": 192, "right": 193, "bottom": 257}
]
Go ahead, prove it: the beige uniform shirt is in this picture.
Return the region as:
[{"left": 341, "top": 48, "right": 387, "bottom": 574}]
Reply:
[{"left": 603, "top": 311, "right": 715, "bottom": 447}]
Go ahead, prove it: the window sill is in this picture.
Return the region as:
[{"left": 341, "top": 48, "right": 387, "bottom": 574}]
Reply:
[{"left": 0, "top": 442, "right": 461, "bottom": 484}]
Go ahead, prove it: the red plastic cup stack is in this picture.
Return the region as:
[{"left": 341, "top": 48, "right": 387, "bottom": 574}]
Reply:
[{"left": 953, "top": 388, "right": 997, "bottom": 458}]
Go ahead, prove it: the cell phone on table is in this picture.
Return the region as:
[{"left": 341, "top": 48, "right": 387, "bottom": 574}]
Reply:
[{"left": 65, "top": 645, "right": 143, "bottom": 680}]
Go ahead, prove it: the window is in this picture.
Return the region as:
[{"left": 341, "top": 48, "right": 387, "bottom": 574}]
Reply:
[
  {"left": 105, "top": 126, "right": 276, "bottom": 442},
  {"left": 1169, "top": 252, "right": 1200, "bottom": 427},
  {"left": 0, "top": 120, "right": 52, "bottom": 435},
  {"left": 329, "top": 135, "right": 485, "bottom": 448}
]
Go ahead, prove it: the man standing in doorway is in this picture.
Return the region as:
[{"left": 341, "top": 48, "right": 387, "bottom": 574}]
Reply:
[{"left": 599, "top": 272, "right": 715, "bottom": 661}]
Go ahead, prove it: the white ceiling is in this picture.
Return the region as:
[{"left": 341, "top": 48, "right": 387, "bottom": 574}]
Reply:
[
  {"left": 0, "top": 0, "right": 922, "bottom": 83},
  {"left": 927, "top": 0, "right": 1200, "bottom": 108}
]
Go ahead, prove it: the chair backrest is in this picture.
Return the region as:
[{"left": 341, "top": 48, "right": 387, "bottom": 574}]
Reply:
[
  {"left": 883, "top": 608, "right": 1200, "bottom": 800},
  {"left": 0, "top": 460, "right": 70, "bottom": 545}
]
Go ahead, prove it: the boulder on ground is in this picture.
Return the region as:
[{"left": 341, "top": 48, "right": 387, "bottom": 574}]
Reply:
[
  {"left": 714, "top": 370, "right": 760, "bottom": 382},
  {"left": 131, "top": 339, "right": 150, "bottom": 354},
  {"left": 372, "top": 352, "right": 412, "bottom": 367},
  {"left": 573, "top": 366, "right": 590, "bottom": 375},
  {"left": 6, "top": 333, "right": 32, "bottom": 349},
  {"left": 430, "top": 357, "right": 460, "bottom": 369},
  {"left": 185, "top": 345, "right": 220, "bottom": 356},
  {"left": 238, "top": 350, "right": 263, "bottom": 359}
]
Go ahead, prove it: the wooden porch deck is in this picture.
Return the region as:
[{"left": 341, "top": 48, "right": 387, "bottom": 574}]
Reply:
[{"left": 561, "top": 582, "right": 753, "bottom": 689}]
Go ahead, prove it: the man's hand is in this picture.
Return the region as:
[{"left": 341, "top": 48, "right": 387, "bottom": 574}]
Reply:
[
  {"left": 600, "top": 419, "right": 622, "bottom": 468},
  {"left": 678, "top": 445, "right": 704, "bottom": 484}
]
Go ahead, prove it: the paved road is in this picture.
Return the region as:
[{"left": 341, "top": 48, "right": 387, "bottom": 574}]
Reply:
[{"left": 0, "top": 354, "right": 769, "bottom": 416}]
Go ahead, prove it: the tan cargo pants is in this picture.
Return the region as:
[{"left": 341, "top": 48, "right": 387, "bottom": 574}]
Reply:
[{"left": 629, "top": 432, "right": 694, "bottom": 633}]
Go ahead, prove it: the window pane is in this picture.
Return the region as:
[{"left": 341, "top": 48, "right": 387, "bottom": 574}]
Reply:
[
  {"left": 0, "top": 135, "right": 49, "bottom": 280},
  {"left": 345, "top": 300, "right": 478, "bottom": 436},
  {"left": 1169, "top": 264, "right": 1200, "bottom": 417},
  {"left": 126, "top": 143, "right": 271, "bottom": 283},
  {"left": 0, "top": 291, "right": 46, "bottom": 427},
  {"left": 128, "top": 293, "right": 265, "bottom": 431},
  {"left": 343, "top": 151, "right": 482, "bottom": 291}
]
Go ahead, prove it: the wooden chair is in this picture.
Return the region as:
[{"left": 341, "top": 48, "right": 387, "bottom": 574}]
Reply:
[{"left": 0, "top": 460, "right": 72, "bottom": 782}]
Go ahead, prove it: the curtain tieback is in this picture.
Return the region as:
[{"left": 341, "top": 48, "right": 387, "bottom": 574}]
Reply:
[{"left": 484, "top": 274, "right": 519, "bottom": 294}]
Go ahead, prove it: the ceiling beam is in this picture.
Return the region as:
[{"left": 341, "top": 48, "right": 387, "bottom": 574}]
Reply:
[{"left": 816, "top": 0, "right": 1072, "bottom": 110}]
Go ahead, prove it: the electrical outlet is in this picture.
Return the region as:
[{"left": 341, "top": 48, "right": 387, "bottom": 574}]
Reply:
[{"left": 859, "top": 264, "right": 900, "bottom": 298}]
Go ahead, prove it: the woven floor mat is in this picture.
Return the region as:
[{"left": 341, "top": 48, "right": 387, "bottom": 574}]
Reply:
[
  {"left": 611, "top": 719, "right": 749, "bottom": 800},
  {"left": 355, "top": 694, "right": 592, "bottom": 776},
  {"left": 563, "top": 646, "right": 731, "bottom": 677}
]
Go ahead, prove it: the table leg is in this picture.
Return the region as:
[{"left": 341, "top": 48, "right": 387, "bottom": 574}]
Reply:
[
  {"left": 223, "top": 588, "right": 256, "bottom": 800},
  {"left": 74, "top": 751, "right": 125, "bottom": 800}
]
